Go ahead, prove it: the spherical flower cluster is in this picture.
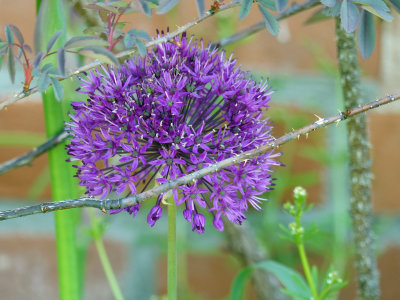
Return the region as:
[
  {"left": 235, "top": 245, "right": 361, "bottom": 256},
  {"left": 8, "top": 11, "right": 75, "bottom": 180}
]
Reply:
[{"left": 67, "top": 33, "right": 280, "bottom": 233}]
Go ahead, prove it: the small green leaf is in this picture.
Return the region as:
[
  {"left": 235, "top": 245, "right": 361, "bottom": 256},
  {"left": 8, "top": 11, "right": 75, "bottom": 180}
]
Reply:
[
  {"left": 239, "top": 0, "right": 253, "bottom": 19},
  {"left": 389, "top": 0, "right": 400, "bottom": 12},
  {"left": 230, "top": 266, "right": 254, "bottom": 300},
  {"left": 7, "top": 47, "right": 15, "bottom": 83},
  {"left": 133, "top": 29, "right": 150, "bottom": 40},
  {"left": 358, "top": 10, "right": 376, "bottom": 59},
  {"left": 323, "top": 0, "right": 341, "bottom": 16},
  {"left": 64, "top": 36, "right": 108, "bottom": 49},
  {"left": 50, "top": 76, "right": 64, "bottom": 101},
  {"left": 157, "top": 0, "right": 179, "bottom": 14},
  {"left": 0, "top": 55, "right": 3, "bottom": 71},
  {"left": 258, "top": 0, "right": 276, "bottom": 10},
  {"left": 0, "top": 42, "right": 8, "bottom": 51},
  {"left": 81, "top": 46, "right": 119, "bottom": 65},
  {"left": 9, "top": 24, "right": 24, "bottom": 45},
  {"left": 259, "top": 5, "right": 279, "bottom": 36},
  {"left": 5, "top": 25, "right": 14, "bottom": 44},
  {"left": 321, "top": 0, "right": 337, "bottom": 7},
  {"left": 138, "top": 0, "right": 152, "bottom": 16},
  {"left": 275, "top": 0, "right": 289, "bottom": 11},
  {"left": 57, "top": 47, "right": 66, "bottom": 76},
  {"left": 340, "top": 0, "right": 360, "bottom": 33},
  {"left": 33, "top": 51, "right": 44, "bottom": 68},
  {"left": 124, "top": 32, "right": 137, "bottom": 49},
  {"left": 38, "top": 72, "right": 51, "bottom": 92},
  {"left": 86, "top": 3, "right": 119, "bottom": 13},
  {"left": 136, "top": 39, "right": 147, "bottom": 57},
  {"left": 305, "top": 8, "right": 332, "bottom": 24},
  {"left": 82, "top": 26, "right": 105, "bottom": 35},
  {"left": 46, "top": 30, "right": 63, "bottom": 53},
  {"left": 354, "top": 0, "right": 392, "bottom": 20}
]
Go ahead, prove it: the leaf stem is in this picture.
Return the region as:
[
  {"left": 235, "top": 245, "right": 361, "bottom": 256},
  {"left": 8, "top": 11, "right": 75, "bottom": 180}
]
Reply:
[
  {"left": 168, "top": 201, "right": 177, "bottom": 300},
  {"left": 295, "top": 215, "right": 318, "bottom": 299},
  {"left": 88, "top": 209, "right": 125, "bottom": 300}
]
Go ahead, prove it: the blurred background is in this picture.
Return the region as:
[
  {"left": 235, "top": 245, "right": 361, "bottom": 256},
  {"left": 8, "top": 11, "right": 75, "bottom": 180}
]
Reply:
[{"left": 0, "top": 0, "right": 399, "bottom": 299}]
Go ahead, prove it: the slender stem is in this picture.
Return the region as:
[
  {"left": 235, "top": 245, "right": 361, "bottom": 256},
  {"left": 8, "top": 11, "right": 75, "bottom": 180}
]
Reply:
[
  {"left": 168, "top": 201, "right": 177, "bottom": 300},
  {"left": 297, "top": 244, "right": 318, "bottom": 298},
  {"left": 335, "top": 18, "right": 379, "bottom": 300},
  {"left": 88, "top": 209, "right": 125, "bottom": 300},
  {"left": 0, "top": 93, "right": 399, "bottom": 220},
  {"left": 295, "top": 211, "right": 318, "bottom": 299}
]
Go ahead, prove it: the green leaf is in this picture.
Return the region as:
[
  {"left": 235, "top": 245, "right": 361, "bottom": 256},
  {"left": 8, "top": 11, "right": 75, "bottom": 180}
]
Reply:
[
  {"left": 33, "top": 51, "right": 44, "bottom": 68},
  {"left": 82, "top": 26, "right": 105, "bottom": 35},
  {"left": 275, "top": 0, "right": 289, "bottom": 11},
  {"left": 389, "top": 0, "right": 400, "bottom": 12},
  {"left": 57, "top": 47, "right": 66, "bottom": 76},
  {"left": 321, "top": 0, "right": 337, "bottom": 7},
  {"left": 157, "top": 0, "right": 179, "bottom": 14},
  {"left": 81, "top": 46, "right": 119, "bottom": 65},
  {"left": 132, "top": 29, "right": 150, "bottom": 40},
  {"left": 230, "top": 266, "right": 254, "bottom": 300},
  {"left": 259, "top": 5, "right": 279, "bottom": 36},
  {"left": 50, "top": 76, "right": 64, "bottom": 101},
  {"left": 239, "top": 0, "right": 252, "bottom": 19},
  {"left": 357, "top": 10, "right": 376, "bottom": 59},
  {"left": 0, "top": 55, "right": 3, "bottom": 71},
  {"left": 0, "top": 41, "right": 8, "bottom": 51},
  {"left": 323, "top": 0, "right": 341, "bottom": 16},
  {"left": 354, "top": 0, "right": 393, "bottom": 20},
  {"left": 64, "top": 36, "right": 108, "bottom": 49},
  {"left": 5, "top": 25, "right": 13, "bottom": 44},
  {"left": 124, "top": 32, "right": 137, "bottom": 49},
  {"left": 136, "top": 0, "right": 152, "bottom": 17},
  {"left": 258, "top": 0, "right": 276, "bottom": 10},
  {"left": 305, "top": 8, "right": 332, "bottom": 24},
  {"left": 9, "top": 24, "right": 24, "bottom": 45},
  {"left": 136, "top": 39, "right": 147, "bottom": 57},
  {"left": 38, "top": 72, "right": 51, "bottom": 92},
  {"left": 7, "top": 47, "right": 15, "bottom": 83},
  {"left": 86, "top": 3, "right": 119, "bottom": 13},
  {"left": 196, "top": 0, "right": 205, "bottom": 15},
  {"left": 230, "top": 261, "right": 312, "bottom": 300},
  {"left": 340, "top": 0, "right": 360, "bottom": 33},
  {"left": 46, "top": 30, "right": 63, "bottom": 53}
]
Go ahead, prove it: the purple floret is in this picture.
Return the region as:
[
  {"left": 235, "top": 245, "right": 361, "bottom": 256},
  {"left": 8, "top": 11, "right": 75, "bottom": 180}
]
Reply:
[{"left": 66, "top": 33, "right": 281, "bottom": 233}]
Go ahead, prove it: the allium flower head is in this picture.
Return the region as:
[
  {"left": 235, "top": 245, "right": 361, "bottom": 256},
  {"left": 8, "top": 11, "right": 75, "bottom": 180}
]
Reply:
[{"left": 67, "top": 33, "right": 280, "bottom": 233}]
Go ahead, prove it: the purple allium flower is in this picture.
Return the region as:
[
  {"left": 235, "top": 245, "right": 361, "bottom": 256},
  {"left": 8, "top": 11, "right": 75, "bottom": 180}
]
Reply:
[{"left": 67, "top": 33, "right": 281, "bottom": 233}]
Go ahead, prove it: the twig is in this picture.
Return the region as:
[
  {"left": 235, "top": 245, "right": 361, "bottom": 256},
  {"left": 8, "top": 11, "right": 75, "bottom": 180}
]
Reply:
[
  {"left": 0, "top": 93, "right": 398, "bottom": 221},
  {"left": 336, "top": 19, "right": 379, "bottom": 300},
  {"left": 214, "top": 0, "right": 320, "bottom": 48},
  {"left": 0, "top": 131, "right": 68, "bottom": 175},
  {"left": 0, "top": 1, "right": 240, "bottom": 111},
  {"left": 0, "top": 0, "right": 320, "bottom": 111}
]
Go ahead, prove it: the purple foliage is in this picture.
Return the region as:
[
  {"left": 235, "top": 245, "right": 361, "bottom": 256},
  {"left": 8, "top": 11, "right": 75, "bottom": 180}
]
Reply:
[{"left": 66, "top": 33, "right": 281, "bottom": 233}]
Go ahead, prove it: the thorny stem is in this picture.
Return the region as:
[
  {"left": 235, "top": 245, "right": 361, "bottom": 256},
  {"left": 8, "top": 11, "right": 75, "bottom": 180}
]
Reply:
[
  {"left": 0, "top": 0, "right": 318, "bottom": 111},
  {"left": 335, "top": 19, "right": 379, "bottom": 300},
  {"left": 0, "top": 93, "right": 398, "bottom": 220}
]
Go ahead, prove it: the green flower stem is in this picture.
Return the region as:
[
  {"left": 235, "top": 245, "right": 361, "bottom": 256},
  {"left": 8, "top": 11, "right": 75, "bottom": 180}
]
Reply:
[
  {"left": 36, "top": 1, "right": 83, "bottom": 299},
  {"left": 88, "top": 209, "right": 125, "bottom": 300},
  {"left": 168, "top": 201, "right": 178, "bottom": 300},
  {"left": 295, "top": 216, "right": 318, "bottom": 300}
]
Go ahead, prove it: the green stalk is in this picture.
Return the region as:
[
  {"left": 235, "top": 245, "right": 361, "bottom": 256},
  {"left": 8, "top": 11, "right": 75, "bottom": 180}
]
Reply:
[
  {"left": 88, "top": 209, "right": 125, "bottom": 300},
  {"left": 295, "top": 217, "right": 318, "bottom": 299},
  {"left": 35, "top": 1, "right": 82, "bottom": 299},
  {"left": 168, "top": 202, "right": 177, "bottom": 300}
]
